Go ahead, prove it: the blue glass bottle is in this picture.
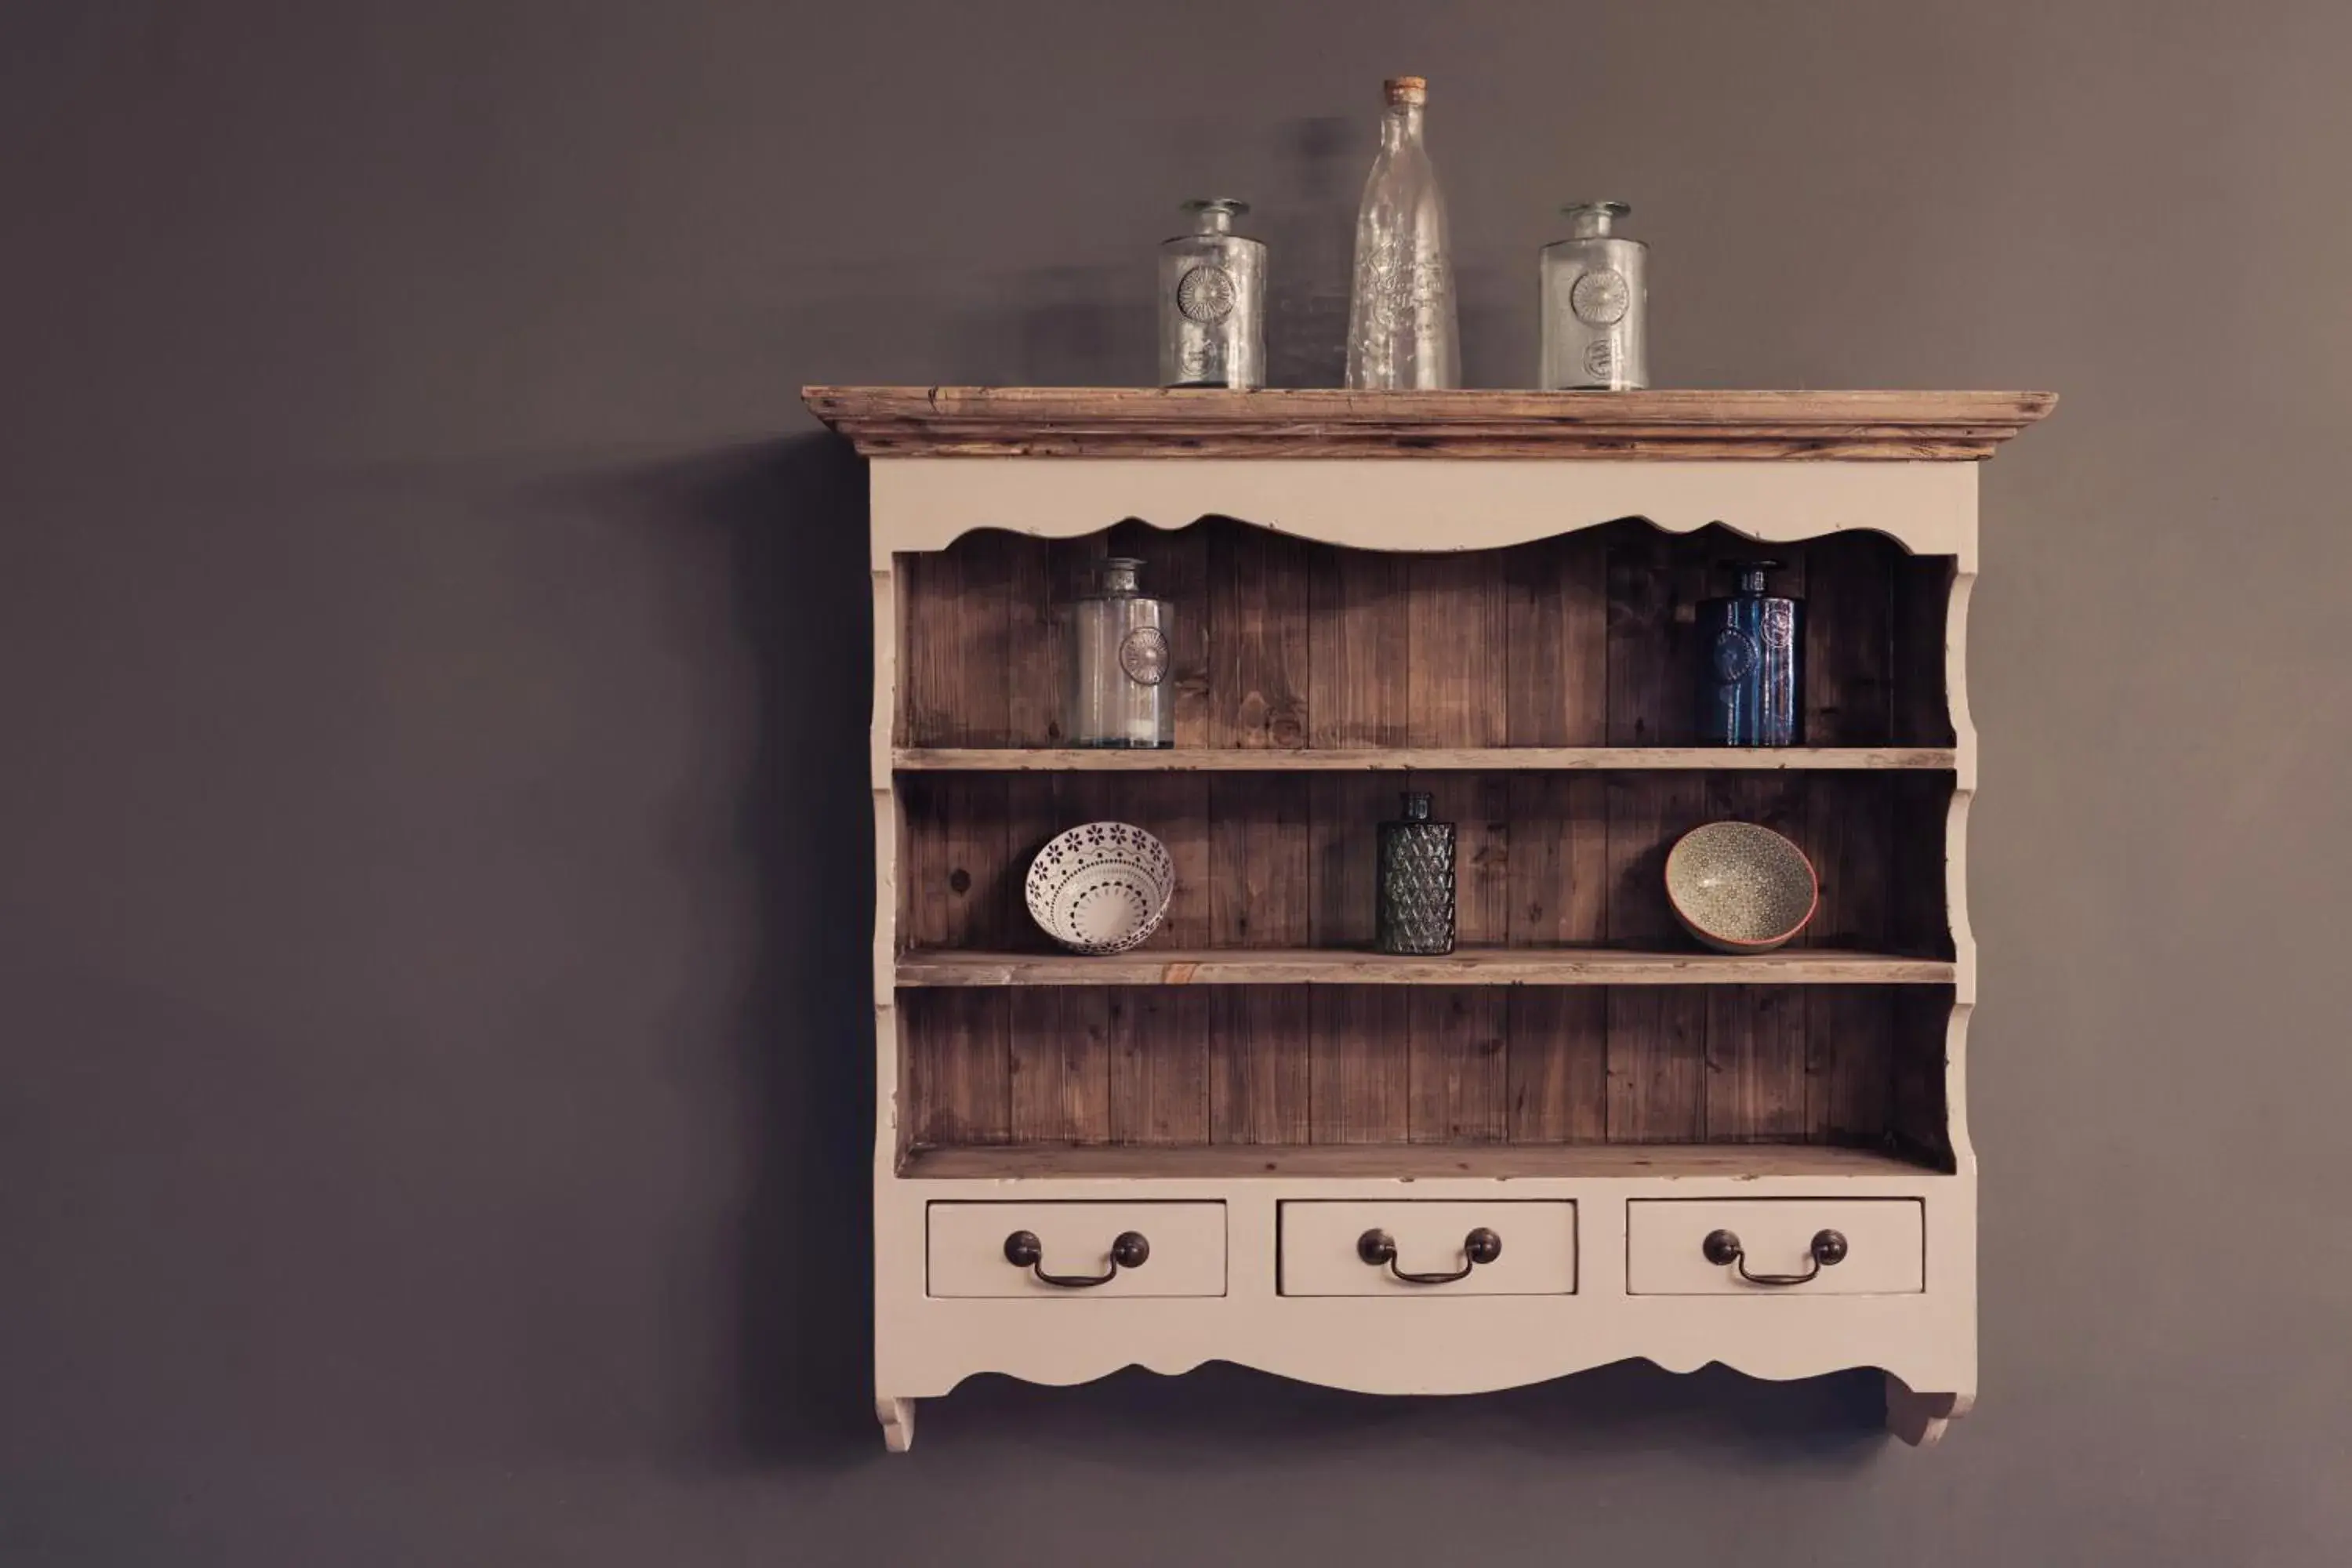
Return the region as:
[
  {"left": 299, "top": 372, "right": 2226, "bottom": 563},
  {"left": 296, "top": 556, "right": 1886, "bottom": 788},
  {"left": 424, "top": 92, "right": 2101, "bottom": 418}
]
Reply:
[{"left": 1698, "top": 561, "right": 1804, "bottom": 746}]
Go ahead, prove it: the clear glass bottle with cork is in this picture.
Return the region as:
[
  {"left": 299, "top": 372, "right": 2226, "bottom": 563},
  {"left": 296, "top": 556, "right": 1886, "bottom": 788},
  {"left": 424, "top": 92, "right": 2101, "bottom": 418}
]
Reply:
[{"left": 1345, "top": 76, "right": 1460, "bottom": 390}]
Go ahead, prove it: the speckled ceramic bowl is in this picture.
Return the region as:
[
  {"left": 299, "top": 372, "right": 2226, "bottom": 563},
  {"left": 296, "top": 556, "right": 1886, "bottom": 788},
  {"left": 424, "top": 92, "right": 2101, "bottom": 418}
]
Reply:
[
  {"left": 1664, "top": 821, "right": 1819, "bottom": 953},
  {"left": 1025, "top": 821, "right": 1175, "bottom": 955}
]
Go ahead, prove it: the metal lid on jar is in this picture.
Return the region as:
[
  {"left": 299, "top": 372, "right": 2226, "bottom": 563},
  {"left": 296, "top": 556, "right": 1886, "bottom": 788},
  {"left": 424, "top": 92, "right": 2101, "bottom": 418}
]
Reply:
[
  {"left": 1563, "top": 201, "right": 1632, "bottom": 238},
  {"left": 1179, "top": 198, "right": 1250, "bottom": 236},
  {"left": 1384, "top": 76, "right": 1428, "bottom": 103}
]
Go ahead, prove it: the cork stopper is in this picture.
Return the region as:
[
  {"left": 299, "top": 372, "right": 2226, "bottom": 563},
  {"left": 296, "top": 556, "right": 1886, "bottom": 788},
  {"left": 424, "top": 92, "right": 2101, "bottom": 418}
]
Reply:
[{"left": 1384, "top": 76, "right": 1428, "bottom": 104}]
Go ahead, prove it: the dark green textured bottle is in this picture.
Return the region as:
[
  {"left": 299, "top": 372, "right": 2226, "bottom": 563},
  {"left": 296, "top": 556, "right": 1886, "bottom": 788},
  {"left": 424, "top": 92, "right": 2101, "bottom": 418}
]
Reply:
[{"left": 1375, "top": 791, "right": 1456, "bottom": 956}]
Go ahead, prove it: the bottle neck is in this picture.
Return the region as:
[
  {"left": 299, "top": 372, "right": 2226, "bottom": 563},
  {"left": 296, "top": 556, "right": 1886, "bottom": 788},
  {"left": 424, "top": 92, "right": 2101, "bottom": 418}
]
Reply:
[{"left": 1380, "top": 103, "right": 1425, "bottom": 153}]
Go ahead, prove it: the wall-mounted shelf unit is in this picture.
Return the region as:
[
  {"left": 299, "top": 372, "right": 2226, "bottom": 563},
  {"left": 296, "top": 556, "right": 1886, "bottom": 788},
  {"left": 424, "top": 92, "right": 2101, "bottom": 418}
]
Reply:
[{"left": 807, "top": 384, "right": 2053, "bottom": 1455}]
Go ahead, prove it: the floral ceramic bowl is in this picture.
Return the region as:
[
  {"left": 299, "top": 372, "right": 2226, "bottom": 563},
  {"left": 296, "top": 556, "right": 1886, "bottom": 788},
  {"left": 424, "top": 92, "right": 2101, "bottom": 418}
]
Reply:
[
  {"left": 1025, "top": 822, "right": 1175, "bottom": 955},
  {"left": 1664, "top": 820, "right": 1818, "bottom": 953}
]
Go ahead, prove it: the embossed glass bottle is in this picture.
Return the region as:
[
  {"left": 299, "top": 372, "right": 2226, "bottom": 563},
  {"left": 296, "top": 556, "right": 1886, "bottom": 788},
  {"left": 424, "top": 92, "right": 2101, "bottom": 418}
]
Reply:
[
  {"left": 1062, "top": 557, "right": 1173, "bottom": 749},
  {"left": 1344, "top": 77, "right": 1459, "bottom": 390},
  {"left": 1376, "top": 791, "right": 1456, "bottom": 956},
  {"left": 1159, "top": 199, "right": 1266, "bottom": 389},
  {"left": 1697, "top": 561, "right": 1805, "bottom": 746},
  {"left": 1539, "top": 201, "right": 1649, "bottom": 390}
]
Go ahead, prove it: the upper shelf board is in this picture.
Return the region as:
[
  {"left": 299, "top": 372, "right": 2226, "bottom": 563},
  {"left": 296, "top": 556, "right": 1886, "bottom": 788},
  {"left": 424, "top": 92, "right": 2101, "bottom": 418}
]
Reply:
[
  {"left": 894, "top": 746, "right": 1957, "bottom": 773},
  {"left": 804, "top": 387, "right": 2056, "bottom": 461}
]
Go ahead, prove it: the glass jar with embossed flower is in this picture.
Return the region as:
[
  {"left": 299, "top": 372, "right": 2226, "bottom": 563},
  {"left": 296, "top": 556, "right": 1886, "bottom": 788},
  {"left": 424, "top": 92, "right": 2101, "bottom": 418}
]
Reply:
[
  {"left": 1539, "top": 201, "right": 1649, "bottom": 390},
  {"left": 1159, "top": 199, "right": 1265, "bottom": 389},
  {"left": 1062, "top": 557, "right": 1174, "bottom": 749}
]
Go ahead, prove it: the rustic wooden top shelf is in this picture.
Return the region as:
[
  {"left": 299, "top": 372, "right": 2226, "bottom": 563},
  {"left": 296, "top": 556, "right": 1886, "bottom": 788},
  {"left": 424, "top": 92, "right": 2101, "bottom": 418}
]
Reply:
[
  {"left": 895, "top": 947, "right": 1955, "bottom": 988},
  {"left": 894, "top": 746, "right": 1958, "bottom": 772},
  {"left": 804, "top": 386, "right": 2055, "bottom": 459},
  {"left": 899, "top": 1142, "right": 1942, "bottom": 1181}
]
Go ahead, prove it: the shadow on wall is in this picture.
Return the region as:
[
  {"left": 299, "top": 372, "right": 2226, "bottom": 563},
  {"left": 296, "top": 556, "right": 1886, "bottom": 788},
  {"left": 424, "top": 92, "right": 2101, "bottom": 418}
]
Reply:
[{"left": 619, "top": 432, "right": 1902, "bottom": 1468}]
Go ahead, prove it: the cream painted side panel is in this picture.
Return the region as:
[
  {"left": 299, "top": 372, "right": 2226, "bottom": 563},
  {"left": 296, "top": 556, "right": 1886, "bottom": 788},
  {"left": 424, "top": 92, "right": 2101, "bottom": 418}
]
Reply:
[
  {"left": 927, "top": 1201, "right": 1228, "bottom": 1299},
  {"left": 1628, "top": 1199, "right": 1925, "bottom": 1295},
  {"left": 1279, "top": 1200, "right": 1576, "bottom": 1297}
]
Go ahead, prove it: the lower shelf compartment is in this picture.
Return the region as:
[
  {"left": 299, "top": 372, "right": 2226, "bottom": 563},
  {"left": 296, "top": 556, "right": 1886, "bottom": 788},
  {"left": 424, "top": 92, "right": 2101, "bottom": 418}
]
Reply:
[{"left": 898, "top": 1142, "right": 1943, "bottom": 1181}]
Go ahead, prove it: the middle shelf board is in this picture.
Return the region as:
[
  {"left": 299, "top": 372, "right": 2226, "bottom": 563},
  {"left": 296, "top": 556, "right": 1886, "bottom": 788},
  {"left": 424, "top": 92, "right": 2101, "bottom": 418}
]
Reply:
[
  {"left": 895, "top": 746, "right": 1958, "bottom": 773},
  {"left": 896, "top": 947, "right": 1956, "bottom": 988}
]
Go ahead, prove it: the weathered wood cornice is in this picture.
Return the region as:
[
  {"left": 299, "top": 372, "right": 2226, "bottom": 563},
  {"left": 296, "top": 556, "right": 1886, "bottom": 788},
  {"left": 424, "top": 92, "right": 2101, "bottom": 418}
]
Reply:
[{"left": 803, "top": 386, "right": 2056, "bottom": 460}]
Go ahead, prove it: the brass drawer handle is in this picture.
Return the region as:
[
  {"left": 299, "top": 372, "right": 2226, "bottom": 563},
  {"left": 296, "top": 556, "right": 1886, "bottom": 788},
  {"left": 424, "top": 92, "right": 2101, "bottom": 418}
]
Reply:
[
  {"left": 1702, "top": 1228, "right": 1848, "bottom": 1286},
  {"left": 1002, "top": 1229, "right": 1149, "bottom": 1288},
  {"left": 1357, "top": 1227, "right": 1503, "bottom": 1285}
]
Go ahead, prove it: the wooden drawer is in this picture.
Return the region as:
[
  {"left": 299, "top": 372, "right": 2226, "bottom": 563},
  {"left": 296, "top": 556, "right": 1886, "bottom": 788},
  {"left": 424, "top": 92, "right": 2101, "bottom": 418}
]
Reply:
[
  {"left": 1279, "top": 1201, "right": 1577, "bottom": 1297},
  {"left": 1627, "top": 1199, "right": 1925, "bottom": 1295},
  {"left": 926, "top": 1202, "right": 1226, "bottom": 1298}
]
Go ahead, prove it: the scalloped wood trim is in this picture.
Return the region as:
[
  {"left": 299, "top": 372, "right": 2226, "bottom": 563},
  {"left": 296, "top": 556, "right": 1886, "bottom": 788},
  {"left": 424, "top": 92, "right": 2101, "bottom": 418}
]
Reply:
[
  {"left": 807, "top": 387, "right": 2055, "bottom": 460},
  {"left": 866, "top": 459, "right": 1980, "bottom": 566}
]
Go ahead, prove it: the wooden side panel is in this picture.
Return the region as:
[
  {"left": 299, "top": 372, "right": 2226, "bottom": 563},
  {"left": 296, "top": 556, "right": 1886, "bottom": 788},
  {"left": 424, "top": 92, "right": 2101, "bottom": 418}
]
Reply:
[
  {"left": 1507, "top": 989, "right": 1607, "bottom": 1143},
  {"left": 1308, "top": 546, "right": 1409, "bottom": 748},
  {"left": 1890, "top": 553, "right": 1956, "bottom": 747},
  {"left": 1308, "top": 986, "right": 1410, "bottom": 1143},
  {"left": 1107, "top": 985, "right": 1210, "bottom": 1145},
  {"left": 1891, "top": 985, "right": 1956, "bottom": 1167},
  {"left": 1890, "top": 771, "right": 1955, "bottom": 959},
  {"left": 1207, "top": 519, "right": 1310, "bottom": 748},
  {"left": 1408, "top": 989, "right": 1509, "bottom": 1143}
]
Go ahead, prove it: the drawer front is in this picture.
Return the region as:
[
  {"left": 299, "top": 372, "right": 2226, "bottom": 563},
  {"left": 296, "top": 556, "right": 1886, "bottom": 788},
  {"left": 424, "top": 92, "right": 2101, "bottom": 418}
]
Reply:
[
  {"left": 1279, "top": 1201, "right": 1577, "bottom": 1297},
  {"left": 1627, "top": 1199, "right": 1924, "bottom": 1295},
  {"left": 927, "top": 1202, "right": 1226, "bottom": 1298}
]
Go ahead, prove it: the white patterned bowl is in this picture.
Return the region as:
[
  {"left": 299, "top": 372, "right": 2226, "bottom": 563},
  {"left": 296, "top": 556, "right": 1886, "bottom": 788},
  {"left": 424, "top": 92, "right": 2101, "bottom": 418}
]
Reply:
[
  {"left": 1025, "top": 821, "right": 1175, "bottom": 956},
  {"left": 1664, "top": 821, "right": 1819, "bottom": 953}
]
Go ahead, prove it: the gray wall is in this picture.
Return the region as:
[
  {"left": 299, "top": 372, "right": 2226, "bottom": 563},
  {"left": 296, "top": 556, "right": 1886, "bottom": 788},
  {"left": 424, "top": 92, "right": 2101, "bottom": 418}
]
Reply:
[{"left": 5, "top": 2, "right": 2347, "bottom": 1563}]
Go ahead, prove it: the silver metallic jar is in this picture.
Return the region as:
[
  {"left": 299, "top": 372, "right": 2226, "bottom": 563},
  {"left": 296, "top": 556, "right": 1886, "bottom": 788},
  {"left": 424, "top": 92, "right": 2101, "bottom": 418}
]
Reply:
[
  {"left": 1539, "top": 201, "right": 1648, "bottom": 390},
  {"left": 1062, "top": 557, "right": 1173, "bottom": 748},
  {"left": 1159, "top": 199, "right": 1265, "bottom": 389}
]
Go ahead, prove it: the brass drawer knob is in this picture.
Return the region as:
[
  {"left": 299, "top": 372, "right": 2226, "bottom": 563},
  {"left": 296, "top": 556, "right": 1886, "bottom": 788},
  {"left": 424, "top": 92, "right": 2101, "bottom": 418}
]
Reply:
[{"left": 1702, "top": 1227, "right": 1847, "bottom": 1286}]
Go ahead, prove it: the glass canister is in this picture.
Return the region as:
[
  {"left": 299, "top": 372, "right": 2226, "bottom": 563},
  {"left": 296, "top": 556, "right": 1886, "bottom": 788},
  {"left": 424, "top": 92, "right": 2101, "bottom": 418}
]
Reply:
[
  {"left": 1697, "top": 561, "right": 1805, "bottom": 746},
  {"left": 1159, "top": 199, "right": 1266, "bottom": 389},
  {"left": 1375, "top": 791, "right": 1456, "bottom": 956},
  {"left": 1062, "top": 557, "right": 1173, "bottom": 748},
  {"left": 1539, "top": 201, "right": 1649, "bottom": 390}
]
